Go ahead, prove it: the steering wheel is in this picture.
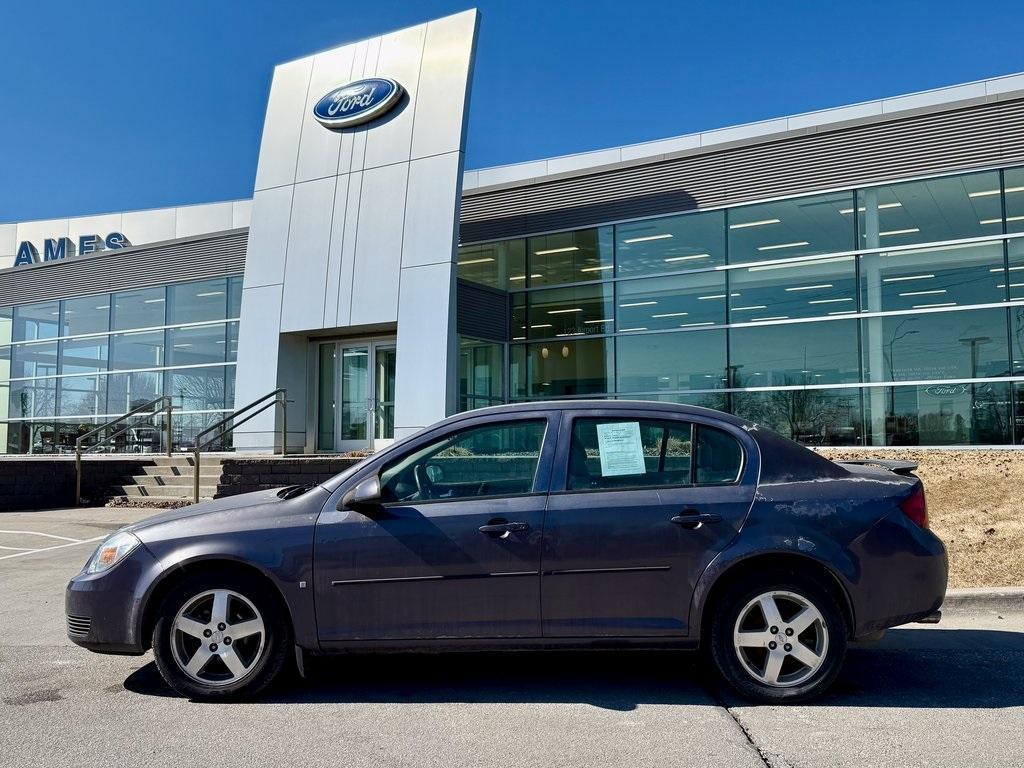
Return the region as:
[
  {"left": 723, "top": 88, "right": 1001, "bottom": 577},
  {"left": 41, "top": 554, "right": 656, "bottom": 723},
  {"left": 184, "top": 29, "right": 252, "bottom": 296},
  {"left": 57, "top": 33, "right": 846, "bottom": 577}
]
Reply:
[{"left": 413, "top": 464, "right": 436, "bottom": 500}]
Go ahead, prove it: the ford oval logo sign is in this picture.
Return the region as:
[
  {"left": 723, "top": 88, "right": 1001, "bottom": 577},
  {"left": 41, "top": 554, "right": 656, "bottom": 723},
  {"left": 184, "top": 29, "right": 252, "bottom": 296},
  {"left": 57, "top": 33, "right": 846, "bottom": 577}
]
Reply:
[{"left": 312, "top": 78, "right": 403, "bottom": 129}]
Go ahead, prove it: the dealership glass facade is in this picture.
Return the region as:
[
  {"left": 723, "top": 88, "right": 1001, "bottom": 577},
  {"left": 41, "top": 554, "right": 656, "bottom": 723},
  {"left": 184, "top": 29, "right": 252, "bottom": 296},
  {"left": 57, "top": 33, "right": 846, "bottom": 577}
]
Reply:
[
  {"left": 0, "top": 276, "right": 242, "bottom": 454},
  {"left": 457, "top": 166, "right": 1024, "bottom": 446}
]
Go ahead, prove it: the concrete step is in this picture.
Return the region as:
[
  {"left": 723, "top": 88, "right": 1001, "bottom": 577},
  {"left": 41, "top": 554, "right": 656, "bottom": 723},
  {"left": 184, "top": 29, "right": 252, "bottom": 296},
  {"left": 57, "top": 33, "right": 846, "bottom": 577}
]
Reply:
[
  {"left": 113, "top": 484, "right": 220, "bottom": 499},
  {"left": 130, "top": 474, "right": 223, "bottom": 488},
  {"left": 150, "top": 456, "right": 228, "bottom": 468},
  {"left": 136, "top": 465, "right": 221, "bottom": 478}
]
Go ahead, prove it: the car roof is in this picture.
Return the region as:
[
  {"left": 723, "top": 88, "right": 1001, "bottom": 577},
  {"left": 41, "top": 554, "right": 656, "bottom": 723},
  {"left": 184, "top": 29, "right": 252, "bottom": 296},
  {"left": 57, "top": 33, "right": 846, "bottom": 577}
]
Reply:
[{"left": 442, "top": 399, "right": 753, "bottom": 430}]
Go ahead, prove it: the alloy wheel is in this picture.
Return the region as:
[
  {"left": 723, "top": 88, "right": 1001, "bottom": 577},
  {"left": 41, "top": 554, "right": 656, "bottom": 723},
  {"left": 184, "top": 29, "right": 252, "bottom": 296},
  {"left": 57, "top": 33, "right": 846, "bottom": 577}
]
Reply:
[
  {"left": 732, "top": 590, "right": 829, "bottom": 688},
  {"left": 169, "top": 589, "right": 266, "bottom": 687}
]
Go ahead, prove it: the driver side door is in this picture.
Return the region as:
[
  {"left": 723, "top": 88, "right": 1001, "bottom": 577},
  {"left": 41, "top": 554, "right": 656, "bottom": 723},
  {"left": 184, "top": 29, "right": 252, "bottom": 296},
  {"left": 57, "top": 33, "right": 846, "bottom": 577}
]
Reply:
[{"left": 314, "top": 412, "right": 559, "bottom": 644}]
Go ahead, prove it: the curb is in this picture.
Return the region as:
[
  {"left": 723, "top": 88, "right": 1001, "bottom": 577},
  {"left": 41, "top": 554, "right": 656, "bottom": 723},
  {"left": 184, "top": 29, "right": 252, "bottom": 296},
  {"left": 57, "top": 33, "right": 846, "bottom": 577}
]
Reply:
[{"left": 942, "top": 587, "right": 1024, "bottom": 614}]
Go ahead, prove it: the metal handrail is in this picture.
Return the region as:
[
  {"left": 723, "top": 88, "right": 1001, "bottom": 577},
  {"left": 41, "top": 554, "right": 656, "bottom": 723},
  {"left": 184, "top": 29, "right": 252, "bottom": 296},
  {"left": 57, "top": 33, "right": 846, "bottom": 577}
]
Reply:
[
  {"left": 74, "top": 396, "right": 174, "bottom": 505},
  {"left": 191, "top": 388, "right": 288, "bottom": 503}
]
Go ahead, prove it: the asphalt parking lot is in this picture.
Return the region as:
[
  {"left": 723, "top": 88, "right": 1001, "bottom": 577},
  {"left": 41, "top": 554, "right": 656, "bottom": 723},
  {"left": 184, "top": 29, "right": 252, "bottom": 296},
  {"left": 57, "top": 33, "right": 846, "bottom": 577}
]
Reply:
[{"left": 2, "top": 507, "right": 1022, "bottom": 768}]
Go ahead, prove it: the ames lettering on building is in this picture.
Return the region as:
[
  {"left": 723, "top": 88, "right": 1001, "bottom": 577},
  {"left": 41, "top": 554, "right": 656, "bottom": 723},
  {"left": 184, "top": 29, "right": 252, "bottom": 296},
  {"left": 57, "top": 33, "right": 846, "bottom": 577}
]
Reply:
[{"left": 14, "top": 232, "right": 129, "bottom": 267}]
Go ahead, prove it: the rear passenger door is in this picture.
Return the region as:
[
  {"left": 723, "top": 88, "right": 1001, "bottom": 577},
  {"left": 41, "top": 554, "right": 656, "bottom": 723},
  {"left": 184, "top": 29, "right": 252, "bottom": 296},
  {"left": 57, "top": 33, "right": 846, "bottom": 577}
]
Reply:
[{"left": 540, "top": 410, "right": 756, "bottom": 637}]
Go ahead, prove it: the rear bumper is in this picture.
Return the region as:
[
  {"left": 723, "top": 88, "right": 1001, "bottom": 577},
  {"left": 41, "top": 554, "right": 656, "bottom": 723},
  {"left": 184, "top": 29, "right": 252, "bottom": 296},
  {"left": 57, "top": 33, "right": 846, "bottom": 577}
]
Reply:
[
  {"left": 848, "top": 511, "right": 948, "bottom": 637},
  {"left": 65, "top": 544, "right": 160, "bottom": 655}
]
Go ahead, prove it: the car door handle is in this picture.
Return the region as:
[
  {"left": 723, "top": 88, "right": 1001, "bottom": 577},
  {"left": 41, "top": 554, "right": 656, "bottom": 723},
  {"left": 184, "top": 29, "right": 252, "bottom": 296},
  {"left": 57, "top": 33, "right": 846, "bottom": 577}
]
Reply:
[
  {"left": 671, "top": 511, "right": 722, "bottom": 529},
  {"left": 478, "top": 521, "right": 530, "bottom": 535}
]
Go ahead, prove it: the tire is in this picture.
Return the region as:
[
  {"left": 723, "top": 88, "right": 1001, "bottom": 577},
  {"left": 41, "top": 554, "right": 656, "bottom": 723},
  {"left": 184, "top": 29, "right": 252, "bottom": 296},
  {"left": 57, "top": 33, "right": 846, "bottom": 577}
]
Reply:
[
  {"left": 152, "top": 571, "right": 291, "bottom": 701},
  {"left": 709, "top": 569, "right": 848, "bottom": 704}
]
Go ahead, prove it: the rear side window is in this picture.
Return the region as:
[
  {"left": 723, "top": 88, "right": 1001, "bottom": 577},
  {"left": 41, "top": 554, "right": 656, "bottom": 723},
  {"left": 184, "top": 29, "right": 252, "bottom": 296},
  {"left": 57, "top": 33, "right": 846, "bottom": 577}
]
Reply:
[
  {"left": 567, "top": 418, "right": 693, "bottom": 491},
  {"left": 379, "top": 419, "right": 547, "bottom": 503},
  {"left": 695, "top": 425, "right": 744, "bottom": 484}
]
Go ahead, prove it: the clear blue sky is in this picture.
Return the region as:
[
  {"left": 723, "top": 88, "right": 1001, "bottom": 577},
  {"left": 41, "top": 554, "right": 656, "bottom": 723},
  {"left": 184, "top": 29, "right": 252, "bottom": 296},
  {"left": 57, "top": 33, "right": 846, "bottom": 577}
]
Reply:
[{"left": 4, "top": 0, "right": 1024, "bottom": 223}]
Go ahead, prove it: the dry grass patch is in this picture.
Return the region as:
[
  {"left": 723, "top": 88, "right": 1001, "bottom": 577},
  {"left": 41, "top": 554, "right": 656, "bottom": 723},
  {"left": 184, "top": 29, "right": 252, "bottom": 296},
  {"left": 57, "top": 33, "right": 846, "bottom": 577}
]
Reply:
[{"left": 819, "top": 449, "right": 1024, "bottom": 588}]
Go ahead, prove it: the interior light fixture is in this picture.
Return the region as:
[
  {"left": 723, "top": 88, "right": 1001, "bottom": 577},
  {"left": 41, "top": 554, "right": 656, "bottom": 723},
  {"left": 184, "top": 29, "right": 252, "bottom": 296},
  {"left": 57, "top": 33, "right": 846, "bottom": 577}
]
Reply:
[
  {"left": 680, "top": 321, "right": 715, "bottom": 328},
  {"left": 757, "top": 241, "right": 810, "bottom": 251},
  {"left": 750, "top": 315, "right": 789, "bottom": 321},
  {"left": 196, "top": 291, "right": 225, "bottom": 297},
  {"left": 534, "top": 246, "right": 579, "bottom": 256},
  {"left": 980, "top": 215, "right": 1024, "bottom": 225},
  {"left": 732, "top": 305, "right": 768, "bottom": 311},
  {"left": 878, "top": 228, "right": 920, "bottom": 236},
  {"left": 969, "top": 186, "right": 1024, "bottom": 198},
  {"left": 898, "top": 289, "right": 947, "bottom": 297},
  {"left": 808, "top": 298, "right": 854, "bottom": 304},
  {"left": 619, "top": 301, "right": 657, "bottom": 307},
  {"left": 883, "top": 274, "right": 934, "bottom": 282},
  {"left": 623, "top": 233, "right": 673, "bottom": 243},
  {"left": 828, "top": 310, "right": 857, "bottom": 315},
  {"left": 548, "top": 308, "right": 584, "bottom": 314},
  {"left": 664, "top": 254, "right": 710, "bottom": 263},
  {"left": 651, "top": 312, "right": 689, "bottom": 318},
  {"left": 618, "top": 327, "right": 647, "bottom": 332},
  {"left": 580, "top": 265, "right": 613, "bottom": 272},
  {"left": 697, "top": 294, "right": 726, "bottom": 300},
  {"left": 143, "top": 298, "right": 165, "bottom": 304},
  {"left": 839, "top": 202, "right": 903, "bottom": 214},
  {"left": 785, "top": 284, "right": 833, "bottom": 292},
  {"left": 997, "top": 283, "right": 1024, "bottom": 289},
  {"left": 529, "top": 323, "right": 553, "bottom": 329},
  {"left": 584, "top": 318, "right": 613, "bottom": 324},
  {"left": 911, "top": 302, "right": 957, "bottom": 309},
  {"left": 456, "top": 257, "right": 494, "bottom": 266},
  {"left": 730, "top": 218, "right": 780, "bottom": 229}
]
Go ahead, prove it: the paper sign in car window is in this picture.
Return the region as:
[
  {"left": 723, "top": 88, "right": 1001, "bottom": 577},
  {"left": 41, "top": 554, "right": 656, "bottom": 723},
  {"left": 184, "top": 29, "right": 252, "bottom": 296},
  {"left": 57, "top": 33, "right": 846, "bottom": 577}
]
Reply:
[{"left": 596, "top": 421, "right": 647, "bottom": 477}]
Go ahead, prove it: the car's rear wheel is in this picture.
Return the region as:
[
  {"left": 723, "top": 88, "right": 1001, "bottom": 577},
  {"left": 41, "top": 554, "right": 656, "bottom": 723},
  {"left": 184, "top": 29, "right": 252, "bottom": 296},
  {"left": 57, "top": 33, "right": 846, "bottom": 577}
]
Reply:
[
  {"left": 152, "top": 572, "right": 291, "bottom": 701},
  {"left": 709, "top": 570, "right": 847, "bottom": 703}
]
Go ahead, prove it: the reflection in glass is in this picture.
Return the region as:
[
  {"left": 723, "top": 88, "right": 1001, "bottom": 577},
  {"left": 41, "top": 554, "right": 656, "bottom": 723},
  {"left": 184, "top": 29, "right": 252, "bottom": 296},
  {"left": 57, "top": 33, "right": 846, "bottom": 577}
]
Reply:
[
  {"left": 526, "top": 283, "right": 614, "bottom": 338},
  {"left": 58, "top": 375, "right": 107, "bottom": 417},
  {"left": 317, "top": 345, "right": 336, "bottom": 451},
  {"left": 857, "top": 170, "right": 1002, "bottom": 249},
  {"left": 728, "top": 191, "right": 854, "bottom": 264},
  {"left": 617, "top": 330, "right": 727, "bottom": 392},
  {"left": 860, "top": 241, "right": 1005, "bottom": 313},
  {"left": 457, "top": 240, "right": 527, "bottom": 290},
  {"left": 9, "top": 378, "right": 57, "bottom": 419},
  {"left": 59, "top": 337, "right": 108, "bottom": 375},
  {"left": 864, "top": 382, "right": 1011, "bottom": 445},
  {"left": 616, "top": 210, "right": 725, "bottom": 276},
  {"left": 512, "top": 338, "right": 612, "bottom": 397},
  {"left": 729, "top": 320, "right": 860, "bottom": 386},
  {"left": 110, "top": 330, "right": 164, "bottom": 370},
  {"left": 168, "top": 278, "right": 229, "bottom": 325},
  {"left": 113, "top": 287, "right": 165, "bottom": 331},
  {"left": 616, "top": 271, "right": 726, "bottom": 331},
  {"left": 11, "top": 342, "right": 59, "bottom": 378},
  {"left": 107, "top": 371, "right": 162, "bottom": 413},
  {"left": 459, "top": 338, "right": 503, "bottom": 411},
  {"left": 61, "top": 295, "right": 111, "bottom": 337},
  {"left": 732, "top": 388, "right": 863, "bottom": 445},
  {"left": 167, "top": 324, "right": 228, "bottom": 366},
  {"left": 730, "top": 256, "right": 856, "bottom": 321},
  {"left": 375, "top": 346, "right": 397, "bottom": 440},
  {"left": 167, "top": 366, "right": 227, "bottom": 411},
  {"left": 340, "top": 347, "right": 368, "bottom": 441},
  {"left": 12, "top": 301, "right": 60, "bottom": 342},
  {"left": 527, "top": 228, "right": 613, "bottom": 286}
]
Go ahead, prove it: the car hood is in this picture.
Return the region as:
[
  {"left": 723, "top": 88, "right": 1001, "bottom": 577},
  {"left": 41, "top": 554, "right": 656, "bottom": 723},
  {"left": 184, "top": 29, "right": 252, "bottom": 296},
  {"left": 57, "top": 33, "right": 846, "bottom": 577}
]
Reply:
[{"left": 124, "top": 486, "right": 327, "bottom": 538}]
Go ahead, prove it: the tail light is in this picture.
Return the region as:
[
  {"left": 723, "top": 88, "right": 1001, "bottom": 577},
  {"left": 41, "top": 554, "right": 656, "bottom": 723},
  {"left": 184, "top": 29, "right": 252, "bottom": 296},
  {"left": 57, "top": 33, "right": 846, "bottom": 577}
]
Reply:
[{"left": 899, "top": 484, "right": 928, "bottom": 529}]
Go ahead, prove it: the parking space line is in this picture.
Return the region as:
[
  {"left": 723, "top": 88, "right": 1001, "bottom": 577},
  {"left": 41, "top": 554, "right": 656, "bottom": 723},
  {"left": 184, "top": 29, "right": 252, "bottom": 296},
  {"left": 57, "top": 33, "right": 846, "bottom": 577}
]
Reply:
[
  {"left": 0, "top": 535, "right": 106, "bottom": 561},
  {"left": 0, "top": 529, "right": 83, "bottom": 543}
]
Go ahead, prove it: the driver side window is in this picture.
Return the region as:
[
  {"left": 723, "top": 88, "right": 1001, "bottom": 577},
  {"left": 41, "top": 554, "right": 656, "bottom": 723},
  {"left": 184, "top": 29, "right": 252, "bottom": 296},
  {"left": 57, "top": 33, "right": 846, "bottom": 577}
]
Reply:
[{"left": 378, "top": 419, "right": 547, "bottom": 503}]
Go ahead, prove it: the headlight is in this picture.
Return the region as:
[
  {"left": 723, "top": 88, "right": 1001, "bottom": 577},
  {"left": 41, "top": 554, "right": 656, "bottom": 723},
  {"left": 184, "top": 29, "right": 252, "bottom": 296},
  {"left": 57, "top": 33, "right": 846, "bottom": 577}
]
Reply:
[{"left": 85, "top": 531, "right": 141, "bottom": 574}]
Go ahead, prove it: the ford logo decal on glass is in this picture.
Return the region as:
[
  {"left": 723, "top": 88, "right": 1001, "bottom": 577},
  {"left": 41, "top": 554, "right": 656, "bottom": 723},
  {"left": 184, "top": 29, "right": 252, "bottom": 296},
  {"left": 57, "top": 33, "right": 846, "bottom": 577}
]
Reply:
[{"left": 312, "top": 78, "right": 403, "bottom": 128}]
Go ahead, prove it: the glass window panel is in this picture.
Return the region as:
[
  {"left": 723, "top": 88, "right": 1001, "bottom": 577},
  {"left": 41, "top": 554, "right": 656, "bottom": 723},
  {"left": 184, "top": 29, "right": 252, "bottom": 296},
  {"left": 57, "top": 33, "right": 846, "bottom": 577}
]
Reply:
[
  {"left": 512, "top": 338, "right": 612, "bottom": 398},
  {"left": 380, "top": 420, "right": 547, "bottom": 502},
  {"left": 731, "top": 256, "right": 856, "bottom": 321},
  {"left": 12, "top": 301, "right": 61, "bottom": 342},
  {"left": 861, "top": 308, "right": 1010, "bottom": 382},
  {"left": 226, "top": 322, "right": 239, "bottom": 362},
  {"left": 617, "top": 329, "right": 727, "bottom": 392},
  {"left": 112, "top": 287, "right": 165, "bottom": 330},
  {"left": 459, "top": 338, "right": 503, "bottom": 412},
  {"left": 110, "top": 330, "right": 164, "bottom": 370},
  {"left": 616, "top": 210, "right": 725, "bottom": 277},
  {"left": 167, "top": 366, "right": 227, "bottom": 411},
  {"left": 728, "top": 191, "right": 854, "bottom": 264},
  {"left": 340, "top": 347, "right": 368, "bottom": 441},
  {"left": 511, "top": 293, "right": 526, "bottom": 341},
  {"left": 695, "top": 425, "right": 744, "bottom": 483},
  {"left": 9, "top": 378, "right": 57, "bottom": 418},
  {"left": 167, "top": 324, "right": 227, "bottom": 366},
  {"left": 527, "top": 228, "right": 613, "bottom": 287},
  {"left": 106, "top": 371, "right": 162, "bottom": 413},
  {"left": 59, "top": 336, "right": 108, "bottom": 375},
  {"left": 617, "top": 271, "right": 726, "bottom": 331},
  {"left": 60, "top": 295, "right": 110, "bottom": 337},
  {"left": 0, "top": 307, "right": 12, "bottom": 346},
  {"left": 457, "top": 240, "right": 527, "bottom": 290},
  {"left": 172, "top": 412, "right": 230, "bottom": 453},
  {"left": 227, "top": 275, "right": 243, "bottom": 318},
  {"left": 732, "top": 388, "right": 864, "bottom": 446},
  {"left": 730, "top": 320, "right": 860, "bottom": 387},
  {"left": 317, "top": 345, "right": 336, "bottom": 451},
  {"left": 567, "top": 418, "right": 692, "bottom": 491},
  {"left": 527, "top": 283, "right": 614, "bottom": 338},
  {"left": 375, "top": 347, "right": 396, "bottom": 441},
  {"left": 860, "top": 241, "right": 1005, "bottom": 313},
  {"left": 168, "top": 278, "right": 229, "bottom": 325},
  {"left": 10, "top": 341, "right": 58, "bottom": 379},
  {"left": 225, "top": 367, "right": 236, "bottom": 410},
  {"left": 58, "top": 375, "right": 107, "bottom": 417},
  {"left": 857, "top": 170, "right": 1002, "bottom": 249},
  {"left": 864, "top": 382, "right": 1011, "bottom": 445}
]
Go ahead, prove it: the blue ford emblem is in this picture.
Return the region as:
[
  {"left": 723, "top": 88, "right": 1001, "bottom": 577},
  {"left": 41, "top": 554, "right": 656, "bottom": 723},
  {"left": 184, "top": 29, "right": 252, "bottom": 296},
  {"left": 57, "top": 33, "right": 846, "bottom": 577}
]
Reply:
[{"left": 312, "top": 78, "right": 403, "bottom": 128}]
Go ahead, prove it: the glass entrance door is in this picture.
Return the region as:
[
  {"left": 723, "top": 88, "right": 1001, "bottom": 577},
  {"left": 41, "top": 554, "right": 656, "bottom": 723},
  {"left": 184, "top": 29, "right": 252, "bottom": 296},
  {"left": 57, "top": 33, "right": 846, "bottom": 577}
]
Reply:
[{"left": 317, "top": 339, "right": 396, "bottom": 452}]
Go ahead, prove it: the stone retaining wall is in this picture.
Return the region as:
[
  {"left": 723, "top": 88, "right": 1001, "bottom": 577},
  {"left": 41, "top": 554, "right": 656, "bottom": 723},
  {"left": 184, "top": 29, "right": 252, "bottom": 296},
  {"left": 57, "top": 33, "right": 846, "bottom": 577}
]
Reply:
[
  {"left": 0, "top": 458, "right": 155, "bottom": 511},
  {"left": 215, "top": 456, "right": 364, "bottom": 497}
]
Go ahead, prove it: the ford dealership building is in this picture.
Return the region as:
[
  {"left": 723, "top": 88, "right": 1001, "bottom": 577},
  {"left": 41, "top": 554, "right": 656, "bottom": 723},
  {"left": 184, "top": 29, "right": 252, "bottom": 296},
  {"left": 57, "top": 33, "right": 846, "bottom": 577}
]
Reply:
[{"left": 3, "top": 9, "right": 1024, "bottom": 454}]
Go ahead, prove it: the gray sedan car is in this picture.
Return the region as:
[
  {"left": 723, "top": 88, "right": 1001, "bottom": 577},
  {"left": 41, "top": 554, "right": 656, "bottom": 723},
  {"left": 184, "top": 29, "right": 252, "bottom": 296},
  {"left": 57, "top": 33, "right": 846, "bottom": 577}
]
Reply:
[{"left": 67, "top": 401, "right": 947, "bottom": 703}]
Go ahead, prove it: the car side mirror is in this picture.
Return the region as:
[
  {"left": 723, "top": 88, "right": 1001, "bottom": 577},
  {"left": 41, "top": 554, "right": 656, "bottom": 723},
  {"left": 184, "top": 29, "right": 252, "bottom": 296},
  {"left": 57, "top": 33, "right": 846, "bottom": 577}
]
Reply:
[{"left": 339, "top": 476, "right": 383, "bottom": 512}]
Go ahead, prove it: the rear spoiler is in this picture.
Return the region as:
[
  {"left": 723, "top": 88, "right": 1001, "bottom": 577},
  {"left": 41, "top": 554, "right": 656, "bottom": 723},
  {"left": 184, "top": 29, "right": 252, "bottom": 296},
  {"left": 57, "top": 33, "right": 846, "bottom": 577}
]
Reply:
[{"left": 835, "top": 459, "right": 919, "bottom": 476}]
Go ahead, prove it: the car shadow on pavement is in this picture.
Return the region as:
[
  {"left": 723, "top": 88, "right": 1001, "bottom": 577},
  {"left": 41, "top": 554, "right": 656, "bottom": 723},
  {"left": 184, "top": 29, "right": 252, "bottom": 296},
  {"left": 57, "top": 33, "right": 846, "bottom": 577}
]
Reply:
[{"left": 123, "top": 627, "right": 1024, "bottom": 709}]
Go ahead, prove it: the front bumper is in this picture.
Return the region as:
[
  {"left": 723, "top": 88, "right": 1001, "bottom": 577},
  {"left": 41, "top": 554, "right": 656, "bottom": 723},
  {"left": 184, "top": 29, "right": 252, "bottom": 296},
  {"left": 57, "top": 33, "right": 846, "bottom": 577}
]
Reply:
[{"left": 65, "top": 542, "right": 160, "bottom": 655}]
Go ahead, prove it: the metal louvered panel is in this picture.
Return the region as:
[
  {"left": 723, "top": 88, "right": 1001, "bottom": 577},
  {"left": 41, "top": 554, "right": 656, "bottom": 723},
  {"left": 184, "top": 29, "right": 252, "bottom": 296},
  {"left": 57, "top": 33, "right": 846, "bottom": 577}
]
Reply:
[
  {"left": 460, "top": 99, "right": 1024, "bottom": 243},
  {"left": 456, "top": 279, "right": 508, "bottom": 341},
  {"left": 0, "top": 230, "right": 247, "bottom": 307}
]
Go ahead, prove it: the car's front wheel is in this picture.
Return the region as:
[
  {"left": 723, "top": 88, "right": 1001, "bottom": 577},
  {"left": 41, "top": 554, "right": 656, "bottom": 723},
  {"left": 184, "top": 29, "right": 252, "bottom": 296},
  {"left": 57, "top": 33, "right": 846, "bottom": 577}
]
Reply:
[
  {"left": 152, "top": 572, "right": 291, "bottom": 700},
  {"left": 709, "top": 570, "right": 848, "bottom": 703}
]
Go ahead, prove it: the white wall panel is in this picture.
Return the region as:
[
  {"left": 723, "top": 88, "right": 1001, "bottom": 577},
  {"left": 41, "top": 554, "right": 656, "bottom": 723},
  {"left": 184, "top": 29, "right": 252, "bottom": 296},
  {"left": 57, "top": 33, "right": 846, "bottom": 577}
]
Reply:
[
  {"left": 122, "top": 207, "right": 176, "bottom": 244},
  {"left": 322, "top": 171, "right": 353, "bottom": 328},
  {"left": 231, "top": 200, "right": 252, "bottom": 229},
  {"left": 67, "top": 213, "right": 123, "bottom": 250},
  {"left": 349, "top": 162, "right": 408, "bottom": 325},
  {"left": 333, "top": 171, "right": 363, "bottom": 325},
  {"left": 242, "top": 186, "right": 294, "bottom": 288},
  {"left": 174, "top": 201, "right": 234, "bottom": 238},
  {"left": 0, "top": 224, "right": 16, "bottom": 268},
  {"left": 401, "top": 152, "right": 461, "bottom": 269},
  {"left": 254, "top": 57, "right": 314, "bottom": 192},
  {"left": 295, "top": 45, "right": 358, "bottom": 184},
  {"left": 280, "top": 177, "right": 336, "bottom": 332},
  {"left": 362, "top": 25, "right": 426, "bottom": 170},
  {"left": 232, "top": 283, "right": 284, "bottom": 450}
]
